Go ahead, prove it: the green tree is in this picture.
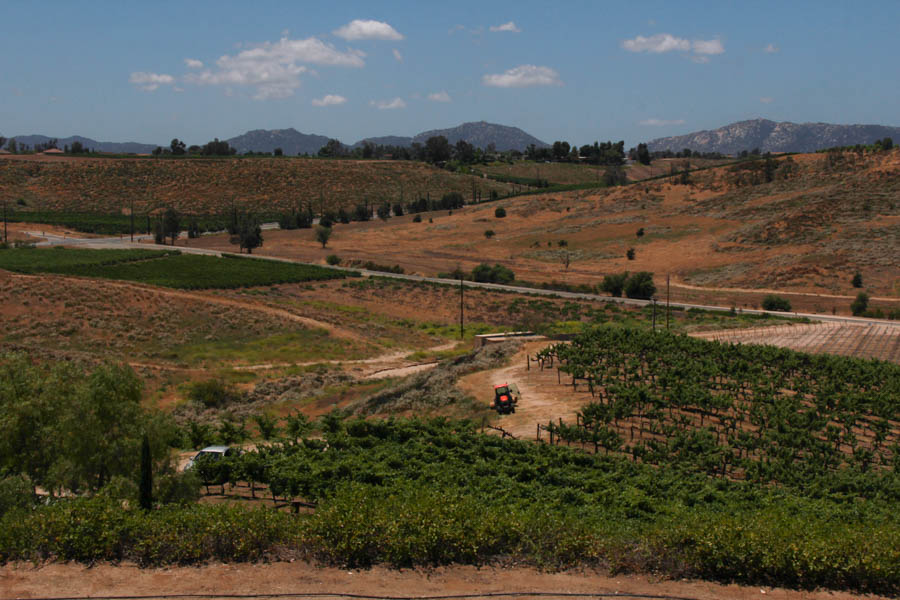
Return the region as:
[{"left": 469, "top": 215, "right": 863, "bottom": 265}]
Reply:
[
  {"left": 495, "top": 207, "right": 507, "bottom": 218},
  {"left": 851, "top": 272, "right": 863, "bottom": 288},
  {"left": 317, "top": 139, "right": 345, "bottom": 158},
  {"left": 239, "top": 218, "right": 263, "bottom": 254},
  {"left": 169, "top": 139, "right": 186, "bottom": 155},
  {"left": 252, "top": 413, "right": 280, "bottom": 440},
  {"left": 624, "top": 272, "right": 656, "bottom": 299},
  {"left": 636, "top": 143, "right": 651, "bottom": 165},
  {"left": 850, "top": 292, "right": 869, "bottom": 316},
  {"left": 163, "top": 208, "right": 180, "bottom": 245},
  {"left": 600, "top": 272, "right": 628, "bottom": 297},
  {"left": 454, "top": 139, "right": 475, "bottom": 164},
  {"left": 626, "top": 248, "right": 635, "bottom": 260},
  {"left": 425, "top": 135, "right": 451, "bottom": 163},
  {"left": 762, "top": 295, "right": 792, "bottom": 312},
  {"left": 315, "top": 225, "right": 332, "bottom": 248}
]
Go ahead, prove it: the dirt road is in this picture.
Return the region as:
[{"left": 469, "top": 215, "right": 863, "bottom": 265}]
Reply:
[{"left": 0, "top": 561, "right": 880, "bottom": 600}]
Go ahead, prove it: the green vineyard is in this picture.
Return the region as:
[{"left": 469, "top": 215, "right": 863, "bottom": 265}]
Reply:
[{"left": 535, "top": 327, "right": 900, "bottom": 486}]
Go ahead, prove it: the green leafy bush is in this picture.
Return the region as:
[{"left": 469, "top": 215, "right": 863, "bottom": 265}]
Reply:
[{"left": 762, "top": 294, "right": 792, "bottom": 312}]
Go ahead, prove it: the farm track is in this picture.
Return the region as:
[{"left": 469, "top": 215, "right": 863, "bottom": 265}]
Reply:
[{"left": 671, "top": 276, "right": 900, "bottom": 303}]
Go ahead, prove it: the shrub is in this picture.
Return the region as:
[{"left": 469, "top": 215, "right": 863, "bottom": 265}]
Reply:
[
  {"left": 626, "top": 248, "right": 635, "bottom": 260},
  {"left": 326, "top": 254, "right": 341, "bottom": 266},
  {"left": 186, "top": 379, "right": 242, "bottom": 409},
  {"left": 484, "top": 230, "right": 495, "bottom": 239},
  {"left": 762, "top": 295, "right": 792, "bottom": 312},
  {"left": 600, "top": 272, "right": 628, "bottom": 297},
  {"left": 636, "top": 228, "right": 645, "bottom": 237},
  {"left": 315, "top": 225, "right": 332, "bottom": 248},
  {"left": 353, "top": 204, "right": 371, "bottom": 222},
  {"left": 471, "top": 263, "right": 515, "bottom": 285},
  {"left": 852, "top": 272, "right": 863, "bottom": 288},
  {"left": 851, "top": 292, "right": 869, "bottom": 316},
  {"left": 0, "top": 475, "right": 34, "bottom": 517},
  {"left": 494, "top": 207, "right": 506, "bottom": 218},
  {"left": 376, "top": 203, "right": 391, "bottom": 220},
  {"left": 412, "top": 214, "right": 422, "bottom": 223},
  {"left": 624, "top": 271, "right": 655, "bottom": 299}
]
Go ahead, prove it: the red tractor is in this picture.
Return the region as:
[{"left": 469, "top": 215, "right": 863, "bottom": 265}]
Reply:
[{"left": 491, "top": 383, "right": 520, "bottom": 415}]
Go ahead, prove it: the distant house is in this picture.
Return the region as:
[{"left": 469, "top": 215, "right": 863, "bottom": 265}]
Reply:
[{"left": 43, "top": 148, "right": 64, "bottom": 155}]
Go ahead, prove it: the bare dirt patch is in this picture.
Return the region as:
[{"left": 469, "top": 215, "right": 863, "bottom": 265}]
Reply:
[
  {"left": 0, "top": 561, "right": 880, "bottom": 600},
  {"left": 177, "top": 150, "right": 899, "bottom": 309},
  {"left": 693, "top": 322, "right": 900, "bottom": 364}
]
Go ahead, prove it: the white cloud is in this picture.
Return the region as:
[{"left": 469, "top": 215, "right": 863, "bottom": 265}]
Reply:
[
  {"left": 184, "top": 36, "right": 364, "bottom": 100},
  {"left": 312, "top": 94, "right": 347, "bottom": 107},
  {"left": 370, "top": 97, "right": 406, "bottom": 110},
  {"left": 482, "top": 64, "right": 562, "bottom": 88},
  {"left": 764, "top": 43, "right": 779, "bottom": 54},
  {"left": 173, "top": 86, "right": 185, "bottom": 93},
  {"left": 428, "top": 91, "right": 451, "bottom": 103},
  {"left": 448, "top": 24, "right": 466, "bottom": 35},
  {"left": 622, "top": 33, "right": 690, "bottom": 53},
  {"left": 490, "top": 21, "right": 521, "bottom": 33},
  {"left": 692, "top": 38, "right": 724, "bottom": 55},
  {"left": 623, "top": 33, "right": 724, "bottom": 62},
  {"left": 760, "top": 97, "right": 774, "bottom": 104},
  {"left": 334, "top": 19, "right": 403, "bottom": 41},
  {"left": 393, "top": 48, "right": 403, "bottom": 62},
  {"left": 184, "top": 58, "right": 204, "bottom": 69},
  {"left": 129, "top": 71, "right": 175, "bottom": 91},
  {"left": 639, "top": 118, "right": 686, "bottom": 126}
]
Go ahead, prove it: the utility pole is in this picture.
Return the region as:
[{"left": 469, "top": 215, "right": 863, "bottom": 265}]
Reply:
[
  {"left": 459, "top": 274, "right": 465, "bottom": 340},
  {"left": 666, "top": 274, "right": 671, "bottom": 330}
]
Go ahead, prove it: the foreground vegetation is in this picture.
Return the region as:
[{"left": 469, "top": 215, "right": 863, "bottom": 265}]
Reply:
[
  {"left": 0, "top": 248, "right": 352, "bottom": 289},
  {"left": 1, "top": 415, "right": 898, "bottom": 594}
]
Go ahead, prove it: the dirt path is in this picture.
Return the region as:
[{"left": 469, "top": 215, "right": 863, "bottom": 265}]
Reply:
[
  {"left": 670, "top": 275, "right": 900, "bottom": 303},
  {"left": 457, "top": 342, "right": 586, "bottom": 439},
  {"left": 0, "top": 562, "right": 879, "bottom": 600}
]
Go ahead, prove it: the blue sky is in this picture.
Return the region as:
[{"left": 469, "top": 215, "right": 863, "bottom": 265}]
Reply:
[{"left": 2, "top": 1, "right": 898, "bottom": 147}]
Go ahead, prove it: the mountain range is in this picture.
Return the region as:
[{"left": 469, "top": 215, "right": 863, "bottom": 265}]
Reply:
[
  {"left": 0, "top": 134, "right": 157, "bottom": 154},
  {"left": 648, "top": 118, "right": 900, "bottom": 155},
  {"left": 1, "top": 121, "right": 548, "bottom": 155},
  {"left": 5, "top": 119, "right": 899, "bottom": 156}
]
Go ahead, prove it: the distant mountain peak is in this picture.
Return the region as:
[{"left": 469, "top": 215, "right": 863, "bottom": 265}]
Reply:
[
  {"left": 412, "top": 121, "right": 548, "bottom": 151},
  {"left": 648, "top": 119, "right": 900, "bottom": 154}
]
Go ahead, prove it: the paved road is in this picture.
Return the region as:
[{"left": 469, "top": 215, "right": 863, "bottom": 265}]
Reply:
[{"left": 26, "top": 230, "right": 900, "bottom": 329}]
